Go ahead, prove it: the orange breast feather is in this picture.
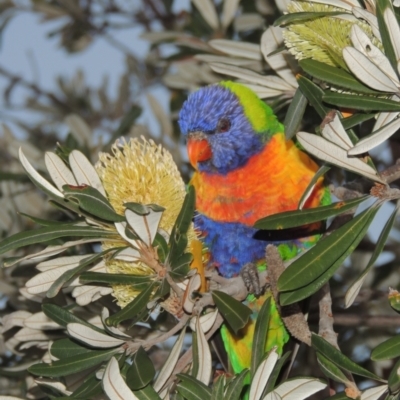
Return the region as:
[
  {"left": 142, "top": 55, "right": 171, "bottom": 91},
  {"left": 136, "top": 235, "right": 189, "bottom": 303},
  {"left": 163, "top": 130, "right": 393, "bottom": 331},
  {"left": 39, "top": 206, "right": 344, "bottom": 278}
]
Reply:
[{"left": 191, "top": 133, "right": 324, "bottom": 226}]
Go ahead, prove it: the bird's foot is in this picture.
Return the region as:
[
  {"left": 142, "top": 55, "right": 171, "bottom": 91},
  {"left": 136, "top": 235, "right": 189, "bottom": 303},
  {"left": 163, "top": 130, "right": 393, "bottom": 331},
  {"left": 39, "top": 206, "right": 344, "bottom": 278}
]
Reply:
[{"left": 240, "top": 262, "right": 263, "bottom": 297}]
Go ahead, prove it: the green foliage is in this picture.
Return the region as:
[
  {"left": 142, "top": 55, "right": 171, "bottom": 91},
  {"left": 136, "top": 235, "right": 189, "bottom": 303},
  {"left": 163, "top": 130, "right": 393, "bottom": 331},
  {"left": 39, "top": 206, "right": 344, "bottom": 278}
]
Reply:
[{"left": 1, "top": 0, "right": 400, "bottom": 399}]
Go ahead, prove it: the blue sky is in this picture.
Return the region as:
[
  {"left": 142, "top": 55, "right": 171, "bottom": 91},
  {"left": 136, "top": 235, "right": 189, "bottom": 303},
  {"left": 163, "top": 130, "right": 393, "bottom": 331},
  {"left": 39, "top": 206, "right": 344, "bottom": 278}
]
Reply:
[{"left": 0, "top": 4, "right": 187, "bottom": 138}]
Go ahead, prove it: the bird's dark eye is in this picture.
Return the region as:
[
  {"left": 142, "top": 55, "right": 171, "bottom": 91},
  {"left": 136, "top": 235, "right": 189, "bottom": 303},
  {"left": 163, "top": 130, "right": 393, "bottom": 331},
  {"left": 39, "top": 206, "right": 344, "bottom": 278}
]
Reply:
[{"left": 216, "top": 118, "right": 231, "bottom": 133}]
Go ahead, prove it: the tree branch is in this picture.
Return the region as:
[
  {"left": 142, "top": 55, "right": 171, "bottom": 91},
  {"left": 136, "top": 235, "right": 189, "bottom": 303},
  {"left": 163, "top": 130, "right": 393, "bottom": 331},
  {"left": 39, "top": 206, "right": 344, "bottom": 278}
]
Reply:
[{"left": 266, "top": 244, "right": 312, "bottom": 346}]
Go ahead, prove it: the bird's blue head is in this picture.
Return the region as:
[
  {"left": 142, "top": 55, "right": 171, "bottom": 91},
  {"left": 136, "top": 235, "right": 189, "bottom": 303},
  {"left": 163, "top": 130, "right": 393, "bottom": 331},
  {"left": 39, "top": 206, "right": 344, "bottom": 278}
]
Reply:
[{"left": 178, "top": 81, "right": 283, "bottom": 175}]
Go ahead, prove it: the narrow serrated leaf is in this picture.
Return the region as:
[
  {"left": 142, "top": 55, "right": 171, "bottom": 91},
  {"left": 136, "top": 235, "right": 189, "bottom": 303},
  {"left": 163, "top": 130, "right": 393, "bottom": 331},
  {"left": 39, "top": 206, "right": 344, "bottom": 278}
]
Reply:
[
  {"left": 284, "top": 88, "right": 307, "bottom": 140},
  {"left": 343, "top": 47, "right": 399, "bottom": 92},
  {"left": 297, "top": 76, "right": 329, "bottom": 119},
  {"left": 275, "top": 11, "right": 345, "bottom": 26},
  {"left": 29, "top": 348, "right": 117, "bottom": 377},
  {"left": 348, "top": 117, "right": 400, "bottom": 155},
  {"left": 69, "top": 150, "right": 106, "bottom": 196},
  {"left": 80, "top": 271, "right": 153, "bottom": 286},
  {"left": 209, "top": 40, "right": 261, "bottom": 60},
  {"left": 42, "top": 303, "right": 104, "bottom": 333},
  {"left": 279, "top": 205, "right": 378, "bottom": 292},
  {"left": 300, "top": 59, "right": 382, "bottom": 94},
  {"left": 63, "top": 185, "right": 124, "bottom": 222},
  {"left": 19, "top": 147, "right": 63, "bottom": 199},
  {"left": 255, "top": 196, "right": 367, "bottom": 230},
  {"left": 280, "top": 206, "right": 379, "bottom": 305},
  {"left": 0, "top": 224, "right": 115, "bottom": 256},
  {"left": 323, "top": 93, "right": 400, "bottom": 111},
  {"left": 298, "top": 165, "right": 330, "bottom": 210},
  {"left": 297, "top": 132, "right": 385, "bottom": 183},
  {"left": 67, "top": 323, "right": 125, "bottom": 348},
  {"left": 45, "top": 151, "right": 77, "bottom": 191},
  {"left": 191, "top": 0, "right": 219, "bottom": 29}
]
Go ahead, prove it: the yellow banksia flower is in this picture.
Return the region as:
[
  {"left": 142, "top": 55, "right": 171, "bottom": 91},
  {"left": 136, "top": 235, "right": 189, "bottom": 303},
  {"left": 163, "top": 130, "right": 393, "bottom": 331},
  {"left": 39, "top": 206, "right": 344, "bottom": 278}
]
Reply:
[
  {"left": 283, "top": 2, "right": 380, "bottom": 68},
  {"left": 96, "top": 137, "right": 195, "bottom": 308}
]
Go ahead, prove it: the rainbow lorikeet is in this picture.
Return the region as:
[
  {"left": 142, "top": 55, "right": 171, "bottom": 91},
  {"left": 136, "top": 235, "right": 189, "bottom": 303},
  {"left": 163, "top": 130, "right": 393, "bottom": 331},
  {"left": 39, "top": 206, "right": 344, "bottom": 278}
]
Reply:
[{"left": 178, "top": 81, "right": 330, "bottom": 374}]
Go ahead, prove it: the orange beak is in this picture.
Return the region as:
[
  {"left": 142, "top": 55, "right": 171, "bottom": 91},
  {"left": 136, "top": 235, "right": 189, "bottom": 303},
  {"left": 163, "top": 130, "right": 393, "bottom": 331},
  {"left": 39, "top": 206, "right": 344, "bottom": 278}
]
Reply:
[{"left": 187, "top": 138, "right": 212, "bottom": 168}]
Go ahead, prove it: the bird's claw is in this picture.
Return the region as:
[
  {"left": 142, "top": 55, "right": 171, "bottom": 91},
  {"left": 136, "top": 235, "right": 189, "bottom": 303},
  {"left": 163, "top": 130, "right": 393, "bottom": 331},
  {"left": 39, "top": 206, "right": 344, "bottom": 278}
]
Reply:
[{"left": 240, "top": 262, "right": 262, "bottom": 297}]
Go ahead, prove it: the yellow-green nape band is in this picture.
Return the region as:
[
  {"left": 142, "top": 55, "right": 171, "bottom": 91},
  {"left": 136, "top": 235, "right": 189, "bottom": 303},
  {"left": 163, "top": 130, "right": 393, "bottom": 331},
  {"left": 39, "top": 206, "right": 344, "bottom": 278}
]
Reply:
[{"left": 219, "top": 81, "right": 283, "bottom": 135}]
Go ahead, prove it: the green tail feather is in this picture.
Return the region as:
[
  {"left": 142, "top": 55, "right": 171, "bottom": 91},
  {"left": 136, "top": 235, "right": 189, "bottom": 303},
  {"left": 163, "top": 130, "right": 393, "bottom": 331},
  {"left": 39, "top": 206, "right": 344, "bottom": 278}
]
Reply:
[{"left": 220, "top": 292, "right": 289, "bottom": 375}]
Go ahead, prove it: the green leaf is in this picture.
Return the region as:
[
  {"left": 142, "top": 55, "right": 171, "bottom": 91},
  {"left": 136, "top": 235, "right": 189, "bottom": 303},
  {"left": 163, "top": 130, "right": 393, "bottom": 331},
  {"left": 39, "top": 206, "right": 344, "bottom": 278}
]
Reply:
[
  {"left": 255, "top": 196, "right": 368, "bottom": 230},
  {"left": 341, "top": 113, "right": 376, "bottom": 130},
  {"left": 298, "top": 75, "right": 329, "bottom": 119},
  {"left": 63, "top": 184, "right": 125, "bottom": 222},
  {"left": 124, "top": 202, "right": 152, "bottom": 215},
  {"left": 224, "top": 369, "right": 248, "bottom": 400},
  {"left": 298, "top": 165, "right": 330, "bottom": 210},
  {"left": 28, "top": 348, "right": 118, "bottom": 377},
  {"left": 278, "top": 205, "right": 379, "bottom": 293},
  {"left": 168, "top": 186, "right": 195, "bottom": 276},
  {"left": 79, "top": 271, "right": 154, "bottom": 287},
  {"left": 323, "top": 93, "right": 400, "bottom": 111},
  {"left": 311, "top": 334, "right": 383, "bottom": 381},
  {"left": 275, "top": 11, "right": 345, "bottom": 26},
  {"left": 169, "top": 253, "right": 193, "bottom": 279},
  {"left": 346, "top": 204, "right": 398, "bottom": 307},
  {"left": 42, "top": 303, "right": 104, "bottom": 334},
  {"left": 51, "top": 338, "right": 92, "bottom": 359},
  {"left": 47, "top": 249, "right": 115, "bottom": 298},
  {"left": 126, "top": 346, "right": 155, "bottom": 390},
  {"left": 191, "top": 330, "right": 199, "bottom": 379},
  {"left": 376, "top": 0, "right": 398, "bottom": 72},
  {"left": 0, "top": 224, "right": 116, "bottom": 255},
  {"left": 212, "top": 290, "right": 252, "bottom": 335},
  {"left": 211, "top": 375, "right": 225, "bottom": 400},
  {"left": 371, "top": 336, "right": 400, "bottom": 361},
  {"left": 317, "top": 352, "right": 351, "bottom": 384},
  {"left": 106, "top": 282, "right": 156, "bottom": 326},
  {"left": 69, "top": 372, "right": 103, "bottom": 399},
  {"left": 19, "top": 212, "right": 78, "bottom": 227},
  {"left": 389, "top": 358, "right": 400, "bottom": 393},
  {"left": 134, "top": 385, "right": 162, "bottom": 400},
  {"left": 154, "top": 278, "right": 170, "bottom": 298},
  {"left": 168, "top": 186, "right": 195, "bottom": 263},
  {"left": 300, "top": 59, "right": 383, "bottom": 95},
  {"left": 251, "top": 297, "right": 271, "bottom": 377},
  {"left": 284, "top": 87, "right": 308, "bottom": 140},
  {"left": 0, "top": 171, "right": 30, "bottom": 182},
  {"left": 172, "top": 185, "right": 195, "bottom": 237},
  {"left": 176, "top": 374, "right": 212, "bottom": 400},
  {"left": 154, "top": 232, "right": 169, "bottom": 262},
  {"left": 262, "top": 351, "right": 291, "bottom": 396},
  {"left": 389, "top": 290, "right": 400, "bottom": 313}
]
